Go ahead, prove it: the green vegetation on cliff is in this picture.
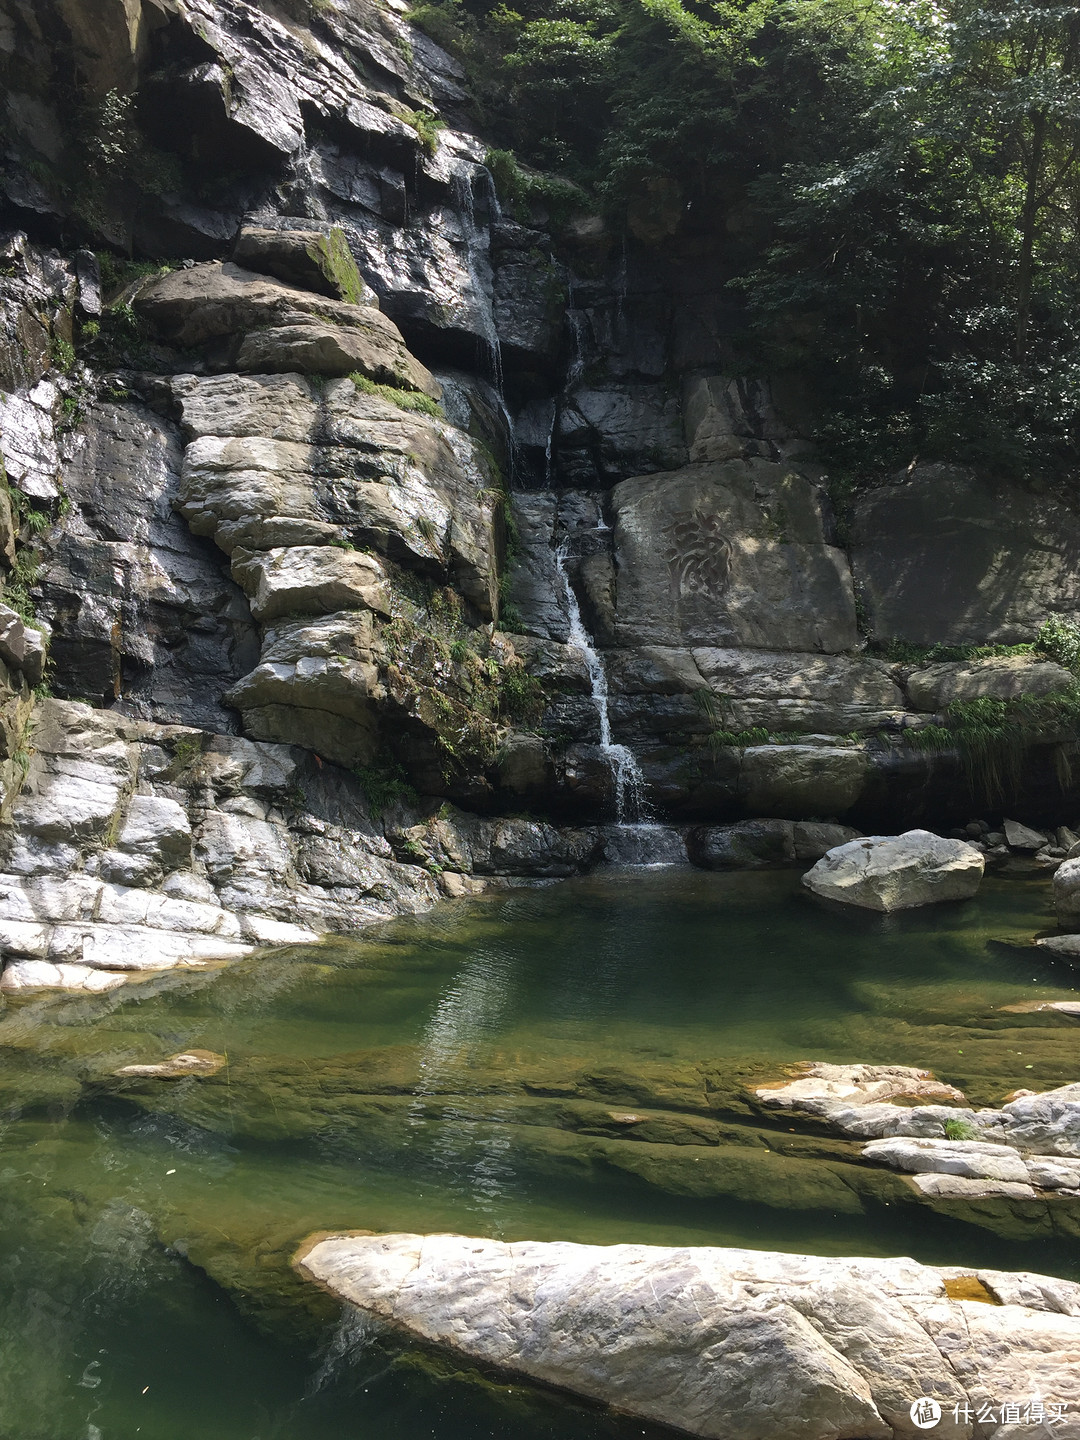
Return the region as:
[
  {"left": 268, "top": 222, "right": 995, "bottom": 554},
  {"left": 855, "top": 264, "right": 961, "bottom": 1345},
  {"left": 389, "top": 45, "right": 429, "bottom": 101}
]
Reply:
[{"left": 420, "top": 0, "right": 1080, "bottom": 483}]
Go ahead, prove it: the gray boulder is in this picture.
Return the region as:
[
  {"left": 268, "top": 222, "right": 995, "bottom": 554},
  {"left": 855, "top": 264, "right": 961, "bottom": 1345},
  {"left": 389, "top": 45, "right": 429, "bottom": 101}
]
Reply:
[
  {"left": 297, "top": 1231, "right": 1080, "bottom": 1440},
  {"left": 117, "top": 795, "right": 192, "bottom": 869},
  {"left": 802, "top": 830, "right": 984, "bottom": 911},
  {"left": 0, "top": 605, "right": 46, "bottom": 687},
  {"left": 793, "top": 822, "right": 863, "bottom": 862},
  {"left": 852, "top": 463, "right": 1080, "bottom": 646},
  {"left": 1004, "top": 818, "right": 1047, "bottom": 851},
  {"left": 1002, "top": 1082, "right": 1080, "bottom": 1158},
  {"left": 610, "top": 459, "right": 856, "bottom": 652},
  {"left": 232, "top": 225, "right": 376, "bottom": 304},
  {"left": 1053, "top": 857, "right": 1080, "bottom": 928},
  {"left": 231, "top": 546, "right": 391, "bottom": 623}
]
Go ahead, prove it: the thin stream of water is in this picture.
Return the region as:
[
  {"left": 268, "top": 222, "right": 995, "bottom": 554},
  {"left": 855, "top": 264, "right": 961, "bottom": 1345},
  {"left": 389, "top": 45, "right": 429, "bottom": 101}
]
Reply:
[{"left": 553, "top": 539, "right": 650, "bottom": 824}]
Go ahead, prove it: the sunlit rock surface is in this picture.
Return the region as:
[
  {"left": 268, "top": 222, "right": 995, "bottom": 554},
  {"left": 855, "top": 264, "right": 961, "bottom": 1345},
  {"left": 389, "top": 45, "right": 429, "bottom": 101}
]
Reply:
[{"left": 298, "top": 1231, "right": 1080, "bottom": 1440}]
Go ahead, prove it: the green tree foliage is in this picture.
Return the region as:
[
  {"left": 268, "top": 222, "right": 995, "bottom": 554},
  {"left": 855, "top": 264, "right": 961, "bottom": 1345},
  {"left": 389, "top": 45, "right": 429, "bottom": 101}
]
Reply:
[
  {"left": 426, "top": 0, "right": 1080, "bottom": 481},
  {"left": 742, "top": 1, "right": 1080, "bottom": 480}
]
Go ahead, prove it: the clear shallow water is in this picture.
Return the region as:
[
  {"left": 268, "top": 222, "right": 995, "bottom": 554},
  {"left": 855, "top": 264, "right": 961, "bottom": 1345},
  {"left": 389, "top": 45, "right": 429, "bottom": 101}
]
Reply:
[{"left": 2, "top": 868, "right": 1079, "bottom": 1439}]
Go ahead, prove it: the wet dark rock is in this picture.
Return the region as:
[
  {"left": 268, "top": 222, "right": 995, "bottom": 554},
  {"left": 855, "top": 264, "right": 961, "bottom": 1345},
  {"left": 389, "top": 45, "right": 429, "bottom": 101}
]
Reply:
[
  {"left": 394, "top": 807, "right": 602, "bottom": 878},
  {"left": 687, "top": 819, "right": 796, "bottom": 869}
]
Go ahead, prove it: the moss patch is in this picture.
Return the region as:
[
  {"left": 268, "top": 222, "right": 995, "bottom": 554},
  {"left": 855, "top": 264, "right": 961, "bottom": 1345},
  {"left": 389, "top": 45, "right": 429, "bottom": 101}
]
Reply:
[
  {"left": 307, "top": 227, "right": 367, "bottom": 305},
  {"left": 350, "top": 373, "right": 442, "bottom": 416}
]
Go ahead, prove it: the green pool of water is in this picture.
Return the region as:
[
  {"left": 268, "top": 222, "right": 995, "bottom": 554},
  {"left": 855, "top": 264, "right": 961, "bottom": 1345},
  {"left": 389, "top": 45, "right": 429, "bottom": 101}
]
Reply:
[{"left": 2, "top": 868, "right": 1079, "bottom": 1439}]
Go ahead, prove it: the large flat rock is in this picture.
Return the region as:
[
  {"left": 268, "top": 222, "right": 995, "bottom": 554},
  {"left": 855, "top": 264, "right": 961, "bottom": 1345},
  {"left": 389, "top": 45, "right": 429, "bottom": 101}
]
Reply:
[
  {"left": 611, "top": 459, "right": 856, "bottom": 651},
  {"left": 905, "top": 656, "right": 1074, "bottom": 712},
  {"left": 852, "top": 464, "right": 1080, "bottom": 646},
  {"left": 297, "top": 1231, "right": 1080, "bottom": 1440},
  {"left": 693, "top": 648, "right": 904, "bottom": 734}
]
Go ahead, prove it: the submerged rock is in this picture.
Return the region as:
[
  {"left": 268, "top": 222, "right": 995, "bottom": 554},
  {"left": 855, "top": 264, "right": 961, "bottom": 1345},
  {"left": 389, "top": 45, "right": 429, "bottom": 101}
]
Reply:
[
  {"left": 297, "top": 1231, "right": 1080, "bottom": 1440},
  {"left": 687, "top": 818, "right": 796, "bottom": 869},
  {"left": 115, "top": 1049, "right": 226, "bottom": 1079},
  {"left": 687, "top": 819, "right": 862, "bottom": 870},
  {"left": 802, "top": 830, "right": 984, "bottom": 911},
  {"left": 1036, "top": 934, "right": 1080, "bottom": 961}
]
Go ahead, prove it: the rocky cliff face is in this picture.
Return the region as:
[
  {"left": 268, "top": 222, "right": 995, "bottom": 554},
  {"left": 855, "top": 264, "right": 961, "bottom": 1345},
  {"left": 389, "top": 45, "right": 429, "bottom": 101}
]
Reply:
[{"left": 2, "top": 0, "right": 1080, "bottom": 988}]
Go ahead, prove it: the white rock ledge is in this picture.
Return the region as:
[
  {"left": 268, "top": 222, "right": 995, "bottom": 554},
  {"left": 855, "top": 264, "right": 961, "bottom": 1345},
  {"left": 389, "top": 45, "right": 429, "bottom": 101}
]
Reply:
[{"left": 297, "top": 1232, "right": 1080, "bottom": 1440}]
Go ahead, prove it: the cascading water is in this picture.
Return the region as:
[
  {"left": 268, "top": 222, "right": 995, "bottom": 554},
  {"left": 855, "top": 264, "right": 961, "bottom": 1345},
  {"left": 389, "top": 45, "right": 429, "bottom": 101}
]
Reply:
[
  {"left": 452, "top": 161, "right": 519, "bottom": 481},
  {"left": 553, "top": 539, "right": 649, "bottom": 824}
]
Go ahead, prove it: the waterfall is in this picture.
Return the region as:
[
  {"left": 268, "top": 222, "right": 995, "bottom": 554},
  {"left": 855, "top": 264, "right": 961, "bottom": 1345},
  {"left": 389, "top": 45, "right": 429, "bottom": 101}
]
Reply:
[
  {"left": 543, "top": 396, "right": 558, "bottom": 483},
  {"left": 553, "top": 540, "right": 650, "bottom": 823},
  {"left": 452, "top": 161, "right": 518, "bottom": 481},
  {"left": 600, "top": 822, "right": 688, "bottom": 867},
  {"left": 566, "top": 289, "right": 587, "bottom": 387}
]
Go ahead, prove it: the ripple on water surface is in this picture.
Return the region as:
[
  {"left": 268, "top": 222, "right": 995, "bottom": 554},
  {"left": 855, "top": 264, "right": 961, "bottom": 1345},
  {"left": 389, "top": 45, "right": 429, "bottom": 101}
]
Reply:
[{"left": 1, "top": 869, "right": 1078, "bottom": 1438}]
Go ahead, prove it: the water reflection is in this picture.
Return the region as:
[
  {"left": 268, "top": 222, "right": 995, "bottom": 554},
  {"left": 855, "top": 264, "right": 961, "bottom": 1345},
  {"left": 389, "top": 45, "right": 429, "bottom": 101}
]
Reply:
[
  {"left": 310, "top": 1304, "right": 388, "bottom": 1395},
  {"left": 406, "top": 942, "right": 522, "bottom": 1227}
]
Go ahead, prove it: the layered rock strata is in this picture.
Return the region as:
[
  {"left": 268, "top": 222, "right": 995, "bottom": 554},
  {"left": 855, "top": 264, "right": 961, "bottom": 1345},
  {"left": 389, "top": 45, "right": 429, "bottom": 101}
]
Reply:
[
  {"left": 1, "top": 0, "right": 1080, "bottom": 1006},
  {"left": 756, "top": 1063, "right": 1080, "bottom": 1202},
  {"left": 0, "top": 698, "right": 601, "bottom": 992}
]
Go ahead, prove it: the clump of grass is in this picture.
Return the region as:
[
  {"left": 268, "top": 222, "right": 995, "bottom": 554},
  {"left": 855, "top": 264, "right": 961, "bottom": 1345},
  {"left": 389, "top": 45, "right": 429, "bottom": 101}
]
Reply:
[
  {"left": 408, "top": 0, "right": 466, "bottom": 53},
  {"left": 167, "top": 734, "right": 205, "bottom": 777},
  {"left": 903, "top": 687, "right": 1080, "bottom": 801},
  {"left": 350, "top": 373, "right": 442, "bottom": 417},
  {"left": 944, "top": 1118, "right": 979, "bottom": 1141},
  {"left": 402, "top": 108, "right": 445, "bottom": 156},
  {"left": 2, "top": 547, "right": 41, "bottom": 625},
  {"left": 484, "top": 147, "right": 585, "bottom": 226},
  {"left": 871, "top": 638, "right": 1037, "bottom": 665},
  {"left": 1036, "top": 615, "right": 1080, "bottom": 672},
  {"left": 49, "top": 334, "right": 76, "bottom": 374},
  {"left": 692, "top": 689, "right": 805, "bottom": 749}
]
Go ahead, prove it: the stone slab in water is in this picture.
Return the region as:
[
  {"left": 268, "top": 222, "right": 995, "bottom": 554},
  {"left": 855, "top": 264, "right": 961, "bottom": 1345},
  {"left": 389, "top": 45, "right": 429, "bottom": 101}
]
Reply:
[{"left": 297, "top": 1231, "right": 1080, "bottom": 1440}]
